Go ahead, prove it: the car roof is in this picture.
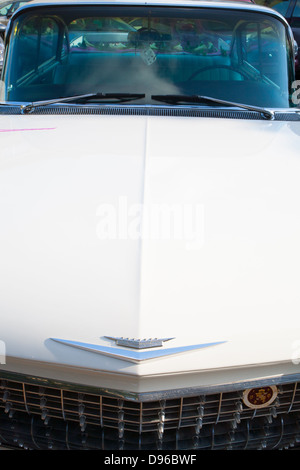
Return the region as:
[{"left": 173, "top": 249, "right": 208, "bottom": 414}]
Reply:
[
  {"left": 21, "top": 0, "right": 256, "bottom": 4},
  {"left": 11, "top": 0, "right": 286, "bottom": 21},
  {"left": 15, "top": 0, "right": 263, "bottom": 8}
]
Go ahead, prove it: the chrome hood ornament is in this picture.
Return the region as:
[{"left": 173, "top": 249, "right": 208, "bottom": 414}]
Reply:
[
  {"left": 104, "top": 336, "right": 174, "bottom": 349},
  {"left": 51, "top": 337, "right": 226, "bottom": 363}
]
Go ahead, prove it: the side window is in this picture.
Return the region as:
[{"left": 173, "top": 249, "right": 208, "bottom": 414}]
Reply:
[
  {"left": 232, "top": 21, "right": 284, "bottom": 83},
  {"left": 9, "top": 16, "right": 60, "bottom": 82},
  {"left": 17, "top": 17, "right": 59, "bottom": 74},
  {"left": 39, "top": 18, "right": 59, "bottom": 64},
  {"left": 60, "top": 30, "right": 69, "bottom": 59},
  {"left": 242, "top": 23, "right": 261, "bottom": 68},
  {"left": 17, "top": 17, "right": 39, "bottom": 76}
]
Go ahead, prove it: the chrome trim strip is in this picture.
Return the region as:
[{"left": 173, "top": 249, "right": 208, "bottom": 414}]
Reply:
[
  {"left": 272, "top": 416, "right": 285, "bottom": 449},
  {"left": 0, "top": 104, "right": 299, "bottom": 121},
  {"left": 244, "top": 421, "right": 250, "bottom": 450},
  {"left": 22, "top": 383, "right": 29, "bottom": 414},
  {"left": 100, "top": 396, "right": 103, "bottom": 427},
  {"left": 287, "top": 382, "right": 298, "bottom": 413},
  {"left": 178, "top": 397, "right": 183, "bottom": 429},
  {"left": 1, "top": 369, "right": 300, "bottom": 402},
  {"left": 50, "top": 337, "right": 226, "bottom": 363},
  {"left": 216, "top": 392, "right": 222, "bottom": 424},
  {"left": 60, "top": 390, "right": 66, "bottom": 421},
  {"left": 30, "top": 417, "right": 41, "bottom": 450}
]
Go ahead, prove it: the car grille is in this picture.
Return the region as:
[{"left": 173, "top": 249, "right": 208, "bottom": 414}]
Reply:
[{"left": 0, "top": 375, "right": 300, "bottom": 450}]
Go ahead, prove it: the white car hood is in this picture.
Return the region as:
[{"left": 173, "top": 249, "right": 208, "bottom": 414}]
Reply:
[{"left": 1, "top": 113, "right": 300, "bottom": 383}]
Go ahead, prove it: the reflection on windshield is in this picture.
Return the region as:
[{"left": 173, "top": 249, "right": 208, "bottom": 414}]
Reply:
[{"left": 2, "top": 6, "right": 293, "bottom": 107}]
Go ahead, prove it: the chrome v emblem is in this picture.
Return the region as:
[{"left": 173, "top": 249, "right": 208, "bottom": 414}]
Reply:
[{"left": 51, "top": 337, "right": 226, "bottom": 363}]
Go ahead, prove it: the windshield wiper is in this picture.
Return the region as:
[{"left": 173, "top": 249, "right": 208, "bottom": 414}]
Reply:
[
  {"left": 151, "top": 94, "right": 275, "bottom": 120},
  {"left": 19, "top": 93, "right": 145, "bottom": 114}
]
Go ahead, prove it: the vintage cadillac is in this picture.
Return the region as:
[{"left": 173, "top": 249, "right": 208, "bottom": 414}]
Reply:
[{"left": 0, "top": 0, "right": 300, "bottom": 451}]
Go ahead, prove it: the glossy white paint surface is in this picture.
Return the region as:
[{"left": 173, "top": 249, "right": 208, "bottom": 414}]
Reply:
[{"left": 0, "top": 113, "right": 300, "bottom": 390}]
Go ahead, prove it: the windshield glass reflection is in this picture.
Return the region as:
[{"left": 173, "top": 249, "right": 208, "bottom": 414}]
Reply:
[{"left": 2, "top": 6, "right": 294, "bottom": 107}]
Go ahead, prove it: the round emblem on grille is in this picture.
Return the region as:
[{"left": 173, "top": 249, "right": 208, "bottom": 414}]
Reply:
[{"left": 243, "top": 386, "right": 278, "bottom": 409}]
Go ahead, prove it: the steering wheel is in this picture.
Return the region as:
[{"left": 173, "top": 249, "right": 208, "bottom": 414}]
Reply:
[
  {"left": 188, "top": 65, "right": 249, "bottom": 81},
  {"left": 135, "top": 27, "right": 162, "bottom": 41}
]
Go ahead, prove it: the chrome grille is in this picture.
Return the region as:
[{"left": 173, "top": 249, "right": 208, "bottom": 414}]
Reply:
[{"left": 1, "top": 376, "right": 300, "bottom": 450}]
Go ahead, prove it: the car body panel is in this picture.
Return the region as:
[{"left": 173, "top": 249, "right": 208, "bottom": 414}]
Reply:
[{"left": 0, "top": 113, "right": 300, "bottom": 390}]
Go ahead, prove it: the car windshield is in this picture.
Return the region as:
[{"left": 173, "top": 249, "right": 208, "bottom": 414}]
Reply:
[{"left": 1, "top": 5, "right": 295, "bottom": 107}]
